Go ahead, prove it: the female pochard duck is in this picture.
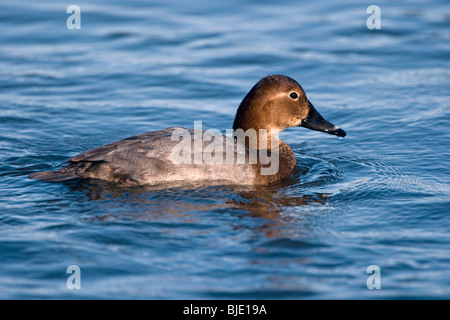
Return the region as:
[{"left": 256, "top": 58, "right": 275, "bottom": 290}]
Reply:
[{"left": 30, "top": 75, "right": 346, "bottom": 186}]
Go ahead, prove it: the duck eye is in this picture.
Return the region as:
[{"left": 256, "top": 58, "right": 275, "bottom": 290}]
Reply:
[{"left": 289, "top": 92, "right": 298, "bottom": 99}]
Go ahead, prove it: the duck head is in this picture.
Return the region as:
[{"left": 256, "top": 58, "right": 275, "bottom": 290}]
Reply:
[{"left": 232, "top": 75, "right": 346, "bottom": 141}]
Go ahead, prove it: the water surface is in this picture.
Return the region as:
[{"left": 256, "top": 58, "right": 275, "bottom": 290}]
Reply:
[{"left": 1, "top": 0, "right": 449, "bottom": 299}]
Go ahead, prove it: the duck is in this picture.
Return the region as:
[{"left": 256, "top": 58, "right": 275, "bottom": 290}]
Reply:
[{"left": 29, "top": 75, "right": 346, "bottom": 186}]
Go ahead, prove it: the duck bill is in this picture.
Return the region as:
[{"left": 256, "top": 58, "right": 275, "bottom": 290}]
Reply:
[{"left": 300, "top": 101, "right": 346, "bottom": 137}]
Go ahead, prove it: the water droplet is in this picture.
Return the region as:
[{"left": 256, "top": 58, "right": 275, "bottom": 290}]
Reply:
[{"left": 337, "top": 136, "right": 345, "bottom": 141}]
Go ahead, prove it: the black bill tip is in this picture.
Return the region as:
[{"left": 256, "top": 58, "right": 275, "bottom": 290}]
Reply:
[
  {"left": 300, "top": 100, "right": 346, "bottom": 138},
  {"left": 334, "top": 127, "right": 346, "bottom": 138}
]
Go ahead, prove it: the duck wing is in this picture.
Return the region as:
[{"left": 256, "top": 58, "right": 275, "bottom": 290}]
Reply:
[{"left": 30, "top": 128, "right": 184, "bottom": 185}]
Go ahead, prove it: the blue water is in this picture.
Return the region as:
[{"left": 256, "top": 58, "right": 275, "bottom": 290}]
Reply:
[{"left": 1, "top": 0, "right": 449, "bottom": 299}]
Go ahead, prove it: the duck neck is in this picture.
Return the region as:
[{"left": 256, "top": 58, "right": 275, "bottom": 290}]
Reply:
[{"left": 233, "top": 127, "right": 281, "bottom": 151}]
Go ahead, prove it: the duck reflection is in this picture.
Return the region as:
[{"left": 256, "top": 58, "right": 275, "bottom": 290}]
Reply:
[{"left": 66, "top": 171, "right": 331, "bottom": 238}]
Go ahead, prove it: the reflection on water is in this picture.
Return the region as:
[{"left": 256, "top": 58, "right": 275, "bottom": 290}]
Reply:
[{"left": 67, "top": 173, "right": 331, "bottom": 238}]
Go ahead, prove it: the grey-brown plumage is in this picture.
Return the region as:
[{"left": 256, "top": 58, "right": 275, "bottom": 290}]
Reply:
[{"left": 30, "top": 128, "right": 260, "bottom": 186}]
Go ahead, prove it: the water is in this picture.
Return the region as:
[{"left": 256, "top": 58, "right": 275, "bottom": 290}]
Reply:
[{"left": 1, "top": 0, "right": 449, "bottom": 299}]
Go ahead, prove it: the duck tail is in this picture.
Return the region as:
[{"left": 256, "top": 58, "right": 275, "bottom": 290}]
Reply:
[{"left": 29, "top": 170, "right": 79, "bottom": 182}]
